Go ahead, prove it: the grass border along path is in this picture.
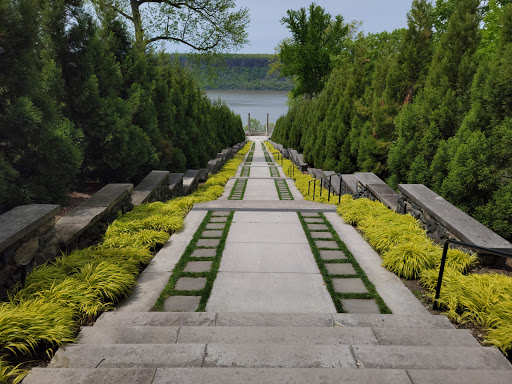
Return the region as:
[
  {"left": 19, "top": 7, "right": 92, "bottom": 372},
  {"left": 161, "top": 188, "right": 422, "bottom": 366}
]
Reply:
[
  {"left": 298, "top": 212, "right": 390, "bottom": 314},
  {"left": 154, "top": 211, "right": 234, "bottom": 312},
  {"left": 0, "top": 141, "right": 253, "bottom": 383},
  {"left": 228, "top": 179, "right": 248, "bottom": 200}
]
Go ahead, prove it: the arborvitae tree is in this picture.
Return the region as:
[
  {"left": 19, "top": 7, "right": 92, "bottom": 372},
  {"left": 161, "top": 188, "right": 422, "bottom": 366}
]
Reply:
[
  {"left": 0, "top": 0, "right": 82, "bottom": 207},
  {"left": 388, "top": 0, "right": 481, "bottom": 186}
]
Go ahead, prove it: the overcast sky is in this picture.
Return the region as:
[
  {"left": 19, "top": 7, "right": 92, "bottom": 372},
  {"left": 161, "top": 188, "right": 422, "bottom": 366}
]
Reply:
[{"left": 232, "top": 0, "right": 415, "bottom": 54}]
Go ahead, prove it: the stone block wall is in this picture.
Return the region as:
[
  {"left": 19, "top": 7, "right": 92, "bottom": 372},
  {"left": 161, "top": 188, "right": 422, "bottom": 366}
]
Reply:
[{"left": 0, "top": 205, "right": 60, "bottom": 297}]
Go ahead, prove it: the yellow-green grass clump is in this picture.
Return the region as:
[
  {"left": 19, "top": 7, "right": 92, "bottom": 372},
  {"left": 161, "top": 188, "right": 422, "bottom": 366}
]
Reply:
[
  {"left": 0, "top": 141, "right": 252, "bottom": 382},
  {"left": 421, "top": 268, "right": 512, "bottom": 355},
  {"left": 266, "top": 141, "right": 512, "bottom": 354}
]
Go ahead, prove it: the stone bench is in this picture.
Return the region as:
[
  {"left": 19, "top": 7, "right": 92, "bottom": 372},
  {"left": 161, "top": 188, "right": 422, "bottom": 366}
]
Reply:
[
  {"left": 398, "top": 184, "right": 512, "bottom": 265},
  {"left": 215, "top": 153, "right": 226, "bottom": 167},
  {"left": 0, "top": 204, "right": 60, "bottom": 296},
  {"left": 169, "top": 173, "right": 184, "bottom": 198},
  {"left": 131, "top": 171, "right": 171, "bottom": 206},
  {"left": 354, "top": 173, "right": 399, "bottom": 210},
  {"left": 182, "top": 170, "right": 200, "bottom": 195},
  {"left": 198, "top": 168, "right": 208, "bottom": 183},
  {"left": 296, "top": 154, "right": 308, "bottom": 172},
  {"left": 340, "top": 174, "right": 358, "bottom": 196},
  {"left": 207, "top": 159, "right": 220, "bottom": 175},
  {"left": 56, "top": 184, "right": 133, "bottom": 251}
]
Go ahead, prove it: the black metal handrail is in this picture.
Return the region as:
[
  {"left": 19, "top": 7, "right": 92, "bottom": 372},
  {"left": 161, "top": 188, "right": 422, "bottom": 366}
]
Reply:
[
  {"left": 307, "top": 174, "right": 344, "bottom": 204},
  {"left": 286, "top": 164, "right": 295, "bottom": 177},
  {"left": 272, "top": 152, "right": 283, "bottom": 167},
  {"left": 433, "top": 239, "right": 512, "bottom": 310}
]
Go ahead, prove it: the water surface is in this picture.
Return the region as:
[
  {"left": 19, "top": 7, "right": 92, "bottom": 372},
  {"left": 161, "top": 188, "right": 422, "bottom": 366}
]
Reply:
[{"left": 205, "top": 90, "right": 289, "bottom": 126}]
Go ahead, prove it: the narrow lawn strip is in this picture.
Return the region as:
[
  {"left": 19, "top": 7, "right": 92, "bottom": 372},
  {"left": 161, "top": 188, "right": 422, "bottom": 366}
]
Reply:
[
  {"left": 153, "top": 211, "right": 234, "bottom": 311},
  {"left": 240, "top": 166, "right": 250, "bottom": 177},
  {"left": 274, "top": 179, "right": 294, "bottom": 200},
  {"left": 298, "top": 212, "right": 391, "bottom": 314},
  {"left": 269, "top": 166, "right": 280, "bottom": 178},
  {"left": 228, "top": 179, "right": 247, "bottom": 200}
]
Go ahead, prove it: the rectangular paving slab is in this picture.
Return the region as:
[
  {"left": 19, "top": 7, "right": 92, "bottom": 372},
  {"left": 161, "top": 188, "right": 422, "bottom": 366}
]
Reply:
[
  {"left": 406, "top": 369, "right": 512, "bottom": 384},
  {"left": 330, "top": 314, "right": 454, "bottom": 329},
  {"left": 315, "top": 240, "right": 339, "bottom": 249},
  {"left": 24, "top": 368, "right": 157, "bottom": 384},
  {"left": 164, "top": 296, "right": 201, "bottom": 312},
  {"left": 203, "top": 344, "right": 356, "bottom": 368},
  {"left": 78, "top": 326, "right": 179, "bottom": 344},
  {"left": 215, "top": 312, "right": 333, "bottom": 327},
  {"left": 352, "top": 345, "right": 512, "bottom": 370},
  {"left": 234, "top": 211, "right": 300, "bottom": 223},
  {"left": 175, "top": 277, "right": 207, "bottom": 291},
  {"left": 95, "top": 312, "right": 216, "bottom": 327},
  {"left": 196, "top": 239, "right": 221, "bottom": 247},
  {"left": 311, "top": 232, "right": 333, "bottom": 239},
  {"left": 207, "top": 272, "right": 336, "bottom": 313},
  {"left": 227, "top": 222, "right": 308, "bottom": 244},
  {"left": 184, "top": 261, "right": 213, "bottom": 273},
  {"left": 206, "top": 223, "right": 226, "bottom": 230},
  {"left": 332, "top": 278, "right": 368, "bottom": 293},
  {"left": 372, "top": 328, "right": 480, "bottom": 347},
  {"left": 308, "top": 224, "right": 329, "bottom": 231},
  {"left": 320, "top": 250, "right": 347, "bottom": 260},
  {"left": 341, "top": 299, "right": 380, "bottom": 314},
  {"left": 219, "top": 243, "right": 319, "bottom": 273},
  {"left": 177, "top": 326, "right": 377, "bottom": 345},
  {"left": 150, "top": 368, "right": 412, "bottom": 384},
  {"left": 49, "top": 344, "right": 206, "bottom": 368},
  {"left": 325, "top": 263, "right": 356, "bottom": 275},
  {"left": 191, "top": 248, "right": 217, "bottom": 258},
  {"left": 201, "top": 230, "right": 223, "bottom": 238}
]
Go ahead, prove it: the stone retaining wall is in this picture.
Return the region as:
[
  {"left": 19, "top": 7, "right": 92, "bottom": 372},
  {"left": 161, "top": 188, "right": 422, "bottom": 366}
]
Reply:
[
  {"left": 56, "top": 184, "right": 133, "bottom": 252},
  {"left": 0, "top": 205, "right": 60, "bottom": 297},
  {"left": 132, "top": 171, "right": 171, "bottom": 206},
  {"left": 398, "top": 184, "right": 511, "bottom": 265}
]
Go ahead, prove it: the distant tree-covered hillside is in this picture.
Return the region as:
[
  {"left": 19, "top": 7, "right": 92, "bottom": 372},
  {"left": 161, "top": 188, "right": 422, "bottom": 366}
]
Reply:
[{"left": 178, "top": 54, "right": 294, "bottom": 91}]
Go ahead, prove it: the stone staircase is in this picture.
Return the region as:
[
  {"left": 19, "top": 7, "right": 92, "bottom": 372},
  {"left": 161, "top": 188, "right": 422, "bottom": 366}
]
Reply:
[{"left": 24, "top": 311, "right": 512, "bottom": 384}]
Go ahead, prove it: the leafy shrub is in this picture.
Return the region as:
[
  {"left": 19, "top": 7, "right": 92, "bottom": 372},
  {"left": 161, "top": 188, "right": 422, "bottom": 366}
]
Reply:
[{"left": 0, "top": 142, "right": 251, "bottom": 380}]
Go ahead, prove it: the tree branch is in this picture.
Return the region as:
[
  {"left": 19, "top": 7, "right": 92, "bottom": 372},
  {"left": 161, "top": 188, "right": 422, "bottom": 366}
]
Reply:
[{"left": 146, "top": 35, "right": 221, "bottom": 50}]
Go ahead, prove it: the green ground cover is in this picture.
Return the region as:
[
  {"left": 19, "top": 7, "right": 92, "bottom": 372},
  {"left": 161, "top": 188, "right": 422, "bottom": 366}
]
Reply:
[
  {"left": 265, "top": 141, "right": 512, "bottom": 356},
  {"left": 0, "top": 142, "right": 252, "bottom": 382}
]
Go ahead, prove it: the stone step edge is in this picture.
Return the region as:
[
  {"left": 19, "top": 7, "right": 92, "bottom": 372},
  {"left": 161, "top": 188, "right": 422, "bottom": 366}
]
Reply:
[
  {"left": 23, "top": 368, "right": 512, "bottom": 384},
  {"left": 77, "top": 325, "right": 480, "bottom": 347},
  {"left": 47, "top": 344, "right": 512, "bottom": 371},
  {"left": 96, "top": 312, "right": 455, "bottom": 329}
]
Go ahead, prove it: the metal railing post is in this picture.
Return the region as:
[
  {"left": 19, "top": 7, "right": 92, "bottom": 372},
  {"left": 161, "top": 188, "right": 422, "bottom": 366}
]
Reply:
[
  {"left": 433, "top": 242, "right": 450, "bottom": 310},
  {"left": 432, "top": 239, "right": 512, "bottom": 311},
  {"left": 21, "top": 263, "right": 26, "bottom": 288},
  {"left": 328, "top": 175, "right": 333, "bottom": 202},
  {"left": 338, "top": 174, "right": 343, "bottom": 205}
]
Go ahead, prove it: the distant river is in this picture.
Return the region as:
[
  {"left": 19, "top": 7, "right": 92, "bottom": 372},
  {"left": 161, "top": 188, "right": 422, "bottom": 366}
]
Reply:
[{"left": 205, "top": 90, "right": 289, "bottom": 125}]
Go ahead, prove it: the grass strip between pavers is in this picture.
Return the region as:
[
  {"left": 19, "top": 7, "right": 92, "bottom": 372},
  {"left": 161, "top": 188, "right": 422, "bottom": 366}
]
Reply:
[
  {"left": 274, "top": 179, "right": 294, "bottom": 200},
  {"left": 228, "top": 179, "right": 247, "bottom": 200},
  {"left": 269, "top": 166, "right": 280, "bottom": 178},
  {"left": 298, "top": 212, "right": 391, "bottom": 314},
  {"left": 154, "top": 210, "right": 234, "bottom": 311},
  {"left": 240, "top": 166, "right": 250, "bottom": 177}
]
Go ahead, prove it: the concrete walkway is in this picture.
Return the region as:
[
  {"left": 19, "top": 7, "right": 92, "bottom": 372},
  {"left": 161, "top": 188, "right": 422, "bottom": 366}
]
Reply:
[
  {"left": 200, "top": 136, "right": 426, "bottom": 315},
  {"left": 25, "top": 136, "right": 512, "bottom": 384},
  {"left": 118, "top": 136, "right": 428, "bottom": 315}
]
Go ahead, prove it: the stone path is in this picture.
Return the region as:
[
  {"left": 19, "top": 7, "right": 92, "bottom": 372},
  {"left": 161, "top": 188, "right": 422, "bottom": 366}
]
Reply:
[{"left": 24, "top": 136, "right": 512, "bottom": 383}]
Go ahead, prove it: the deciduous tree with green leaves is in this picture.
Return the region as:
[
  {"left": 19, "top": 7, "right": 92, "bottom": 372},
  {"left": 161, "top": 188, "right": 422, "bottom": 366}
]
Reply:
[
  {"left": 275, "top": 3, "right": 350, "bottom": 99},
  {"left": 96, "top": 0, "right": 249, "bottom": 52}
]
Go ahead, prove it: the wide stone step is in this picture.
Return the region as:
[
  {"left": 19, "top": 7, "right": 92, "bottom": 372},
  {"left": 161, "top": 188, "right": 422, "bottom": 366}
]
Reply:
[
  {"left": 46, "top": 343, "right": 511, "bottom": 371},
  {"left": 24, "top": 367, "right": 512, "bottom": 384},
  {"left": 95, "top": 312, "right": 454, "bottom": 329},
  {"left": 78, "top": 325, "right": 479, "bottom": 347}
]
